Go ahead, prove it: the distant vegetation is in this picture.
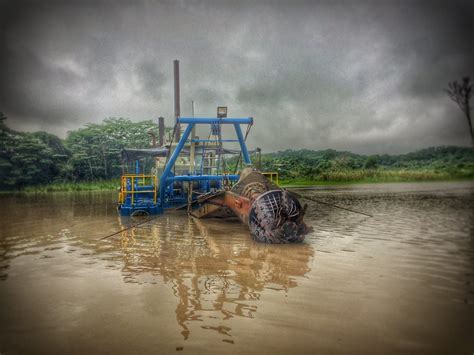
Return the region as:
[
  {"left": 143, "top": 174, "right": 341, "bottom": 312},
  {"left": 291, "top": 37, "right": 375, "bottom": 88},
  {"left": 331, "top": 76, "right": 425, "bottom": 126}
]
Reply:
[
  {"left": 257, "top": 147, "right": 474, "bottom": 185},
  {"left": 0, "top": 114, "right": 156, "bottom": 190},
  {"left": 0, "top": 114, "right": 473, "bottom": 191}
]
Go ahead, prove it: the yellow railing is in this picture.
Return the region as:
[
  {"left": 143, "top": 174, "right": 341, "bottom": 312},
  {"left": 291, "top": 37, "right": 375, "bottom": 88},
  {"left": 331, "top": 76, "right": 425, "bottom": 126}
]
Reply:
[
  {"left": 262, "top": 172, "right": 279, "bottom": 185},
  {"left": 119, "top": 174, "right": 157, "bottom": 205}
]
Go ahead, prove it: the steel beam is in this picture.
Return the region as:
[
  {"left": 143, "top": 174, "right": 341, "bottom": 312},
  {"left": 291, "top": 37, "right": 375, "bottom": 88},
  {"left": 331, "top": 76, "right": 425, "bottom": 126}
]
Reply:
[
  {"left": 178, "top": 117, "right": 253, "bottom": 125},
  {"left": 234, "top": 123, "right": 251, "bottom": 164},
  {"left": 159, "top": 123, "right": 194, "bottom": 200}
]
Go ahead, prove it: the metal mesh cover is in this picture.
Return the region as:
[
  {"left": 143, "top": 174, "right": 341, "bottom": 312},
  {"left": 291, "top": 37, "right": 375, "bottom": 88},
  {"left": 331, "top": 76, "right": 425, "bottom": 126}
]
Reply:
[{"left": 249, "top": 190, "right": 307, "bottom": 244}]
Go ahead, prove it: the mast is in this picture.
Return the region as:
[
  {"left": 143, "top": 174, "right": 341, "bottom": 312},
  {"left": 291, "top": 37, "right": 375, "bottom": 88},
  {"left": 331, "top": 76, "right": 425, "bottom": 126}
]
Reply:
[{"left": 173, "top": 60, "right": 181, "bottom": 141}]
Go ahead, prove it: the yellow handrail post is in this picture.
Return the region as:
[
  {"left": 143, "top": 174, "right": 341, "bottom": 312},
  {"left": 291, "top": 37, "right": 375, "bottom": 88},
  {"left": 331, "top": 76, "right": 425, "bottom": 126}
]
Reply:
[
  {"left": 119, "top": 174, "right": 159, "bottom": 208},
  {"left": 119, "top": 177, "right": 123, "bottom": 204},
  {"left": 131, "top": 176, "right": 134, "bottom": 205}
]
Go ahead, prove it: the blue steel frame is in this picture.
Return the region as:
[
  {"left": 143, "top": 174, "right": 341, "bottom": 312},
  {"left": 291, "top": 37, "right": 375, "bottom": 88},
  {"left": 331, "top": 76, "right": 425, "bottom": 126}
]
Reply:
[
  {"left": 118, "top": 117, "right": 252, "bottom": 215},
  {"left": 158, "top": 117, "right": 252, "bottom": 206}
]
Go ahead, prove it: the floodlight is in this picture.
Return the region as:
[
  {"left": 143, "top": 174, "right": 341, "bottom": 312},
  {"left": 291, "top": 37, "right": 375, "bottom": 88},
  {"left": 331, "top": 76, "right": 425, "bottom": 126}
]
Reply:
[{"left": 217, "top": 106, "right": 227, "bottom": 118}]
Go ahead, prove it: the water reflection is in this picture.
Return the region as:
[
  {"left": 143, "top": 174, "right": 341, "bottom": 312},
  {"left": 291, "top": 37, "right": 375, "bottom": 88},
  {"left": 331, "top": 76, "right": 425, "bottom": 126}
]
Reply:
[
  {"left": 116, "top": 214, "right": 313, "bottom": 341},
  {"left": 1, "top": 183, "right": 473, "bottom": 353}
]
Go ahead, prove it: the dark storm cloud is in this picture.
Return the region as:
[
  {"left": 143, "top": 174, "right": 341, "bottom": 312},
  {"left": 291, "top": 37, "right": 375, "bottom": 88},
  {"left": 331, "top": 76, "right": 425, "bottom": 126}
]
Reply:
[
  {"left": 0, "top": 0, "right": 472, "bottom": 152},
  {"left": 368, "top": 1, "right": 474, "bottom": 99},
  {"left": 0, "top": 0, "right": 123, "bottom": 131},
  {"left": 135, "top": 60, "right": 166, "bottom": 100}
]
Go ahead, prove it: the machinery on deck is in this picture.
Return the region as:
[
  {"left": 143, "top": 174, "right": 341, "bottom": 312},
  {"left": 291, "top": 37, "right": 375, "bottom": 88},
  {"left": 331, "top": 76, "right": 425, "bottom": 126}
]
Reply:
[{"left": 118, "top": 115, "right": 253, "bottom": 216}]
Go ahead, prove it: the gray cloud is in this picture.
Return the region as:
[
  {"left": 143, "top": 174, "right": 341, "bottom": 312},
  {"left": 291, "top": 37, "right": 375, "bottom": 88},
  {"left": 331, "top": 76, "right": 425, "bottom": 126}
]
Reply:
[
  {"left": 0, "top": 0, "right": 473, "bottom": 153},
  {"left": 135, "top": 60, "right": 166, "bottom": 100}
]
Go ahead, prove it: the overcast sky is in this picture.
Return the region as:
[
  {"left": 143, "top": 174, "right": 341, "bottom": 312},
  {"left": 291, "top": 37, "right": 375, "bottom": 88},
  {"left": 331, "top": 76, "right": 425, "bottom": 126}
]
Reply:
[{"left": 1, "top": 0, "right": 473, "bottom": 154}]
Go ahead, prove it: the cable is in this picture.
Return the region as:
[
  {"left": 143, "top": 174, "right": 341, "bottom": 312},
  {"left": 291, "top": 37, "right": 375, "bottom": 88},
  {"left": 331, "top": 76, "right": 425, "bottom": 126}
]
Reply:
[
  {"left": 288, "top": 190, "right": 373, "bottom": 217},
  {"left": 100, "top": 214, "right": 162, "bottom": 240}
]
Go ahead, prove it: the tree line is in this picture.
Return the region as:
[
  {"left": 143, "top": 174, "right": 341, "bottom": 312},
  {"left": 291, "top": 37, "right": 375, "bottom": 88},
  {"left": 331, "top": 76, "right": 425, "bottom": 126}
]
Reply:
[
  {"left": 256, "top": 146, "right": 474, "bottom": 181},
  {"left": 1, "top": 113, "right": 473, "bottom": 190},
  {"left": 0, "top": 114, "right": 157, "bottom": 189}
]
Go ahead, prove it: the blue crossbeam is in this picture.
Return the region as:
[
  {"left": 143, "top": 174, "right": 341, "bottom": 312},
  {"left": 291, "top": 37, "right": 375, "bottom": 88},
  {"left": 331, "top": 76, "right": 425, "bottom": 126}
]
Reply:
[
  {"left": 178, "top": 117, "right": 253, "bottom": 124},
  {"left": 166, "top": 174, "right": 239, "bottom": 182},
  {"left": 158, "top": 117, "right": 253, "bottom": 207},
  {"left": 191, "top": 139, "right": 239, "bottom": 143}
]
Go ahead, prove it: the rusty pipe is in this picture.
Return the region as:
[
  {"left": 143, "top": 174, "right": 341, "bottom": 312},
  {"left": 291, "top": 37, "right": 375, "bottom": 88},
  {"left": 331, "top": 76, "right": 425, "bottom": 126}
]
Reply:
[{"left": 195, "top": 168, "right": 309, "bottom": 243}]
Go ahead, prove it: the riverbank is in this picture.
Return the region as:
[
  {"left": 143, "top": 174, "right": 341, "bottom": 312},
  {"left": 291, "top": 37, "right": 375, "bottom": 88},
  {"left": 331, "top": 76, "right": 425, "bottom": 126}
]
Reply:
[
  {"left": 2, "top": 168, "right": 471, "bottom": 193},
  {"left": 20, "top": 180, "right": 120, "bottom": 193},
  {"left": 279, "top": 168, "right": 474, "bottom": 187}
]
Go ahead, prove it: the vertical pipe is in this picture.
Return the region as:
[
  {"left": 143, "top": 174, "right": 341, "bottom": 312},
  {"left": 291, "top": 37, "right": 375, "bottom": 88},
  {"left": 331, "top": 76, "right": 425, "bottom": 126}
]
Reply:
[
  {"left": 257, "top": 147, "right": 262, "bottom": 169},
  {"left": 158, "top": 116, "right": 165, "bottom": 146},
  {"left": 188, "top": 101, "right": 196, "bottom": 211},
  {"left": 189, "top": 101, "right": 196, "bottom": 173},
  {"left": 174, "top": 60, "right": 181, "bottom": 141},
  {"left": 159, "top": 123, "right": 194, "bottom": 203}
]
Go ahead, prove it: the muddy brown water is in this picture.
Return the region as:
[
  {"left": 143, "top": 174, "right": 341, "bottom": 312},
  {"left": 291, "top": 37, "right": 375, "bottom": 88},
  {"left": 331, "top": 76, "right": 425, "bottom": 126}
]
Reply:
[{"left": 0, "top": 182, "right": 473, "bottom": 354}]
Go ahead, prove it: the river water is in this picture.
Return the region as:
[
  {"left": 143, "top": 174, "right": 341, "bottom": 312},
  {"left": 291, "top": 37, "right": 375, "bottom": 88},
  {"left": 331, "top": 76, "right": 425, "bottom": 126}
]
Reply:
[{"left": 0, "top": 182, "right": 473, "bottom": 354}]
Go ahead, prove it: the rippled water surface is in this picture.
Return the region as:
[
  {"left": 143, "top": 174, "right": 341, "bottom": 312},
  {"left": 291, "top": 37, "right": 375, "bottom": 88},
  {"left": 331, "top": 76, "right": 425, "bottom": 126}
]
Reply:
[{"left": 1, "top": 182, "right": 473, "bottom": 354}]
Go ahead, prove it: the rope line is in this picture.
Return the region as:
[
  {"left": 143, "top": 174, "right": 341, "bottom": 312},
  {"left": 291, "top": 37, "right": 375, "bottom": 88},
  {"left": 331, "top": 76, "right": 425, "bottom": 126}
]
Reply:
[
  {"left": 288, "top": 190, "right": 373, "bottom": 217},
  {"left": 100, "top": 214, "right": 162, "bottom": 240}
]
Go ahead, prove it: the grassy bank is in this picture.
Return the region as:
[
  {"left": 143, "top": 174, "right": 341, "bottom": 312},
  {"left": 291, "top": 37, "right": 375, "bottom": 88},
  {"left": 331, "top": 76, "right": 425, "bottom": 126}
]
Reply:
[
  {"left": 279, "top": 168, "right": 474, "bottom": 186},
  {"left": 260, "top": 146, "right": 474, "bottom": 186},
  {"left": 10, "top": 167, "right": 473, "bottom": 193},
  {"left": 21, "top": 179, "right": 120, "bottom": 193}
]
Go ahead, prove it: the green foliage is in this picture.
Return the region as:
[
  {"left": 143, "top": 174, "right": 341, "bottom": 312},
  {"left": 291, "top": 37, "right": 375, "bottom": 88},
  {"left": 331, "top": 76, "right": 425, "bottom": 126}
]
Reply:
[
  {"left": 65, "top": 118, "right": 157, "bottom": 181},
  {"left": 7, "top": 134, "right": 56, "bottom": 187},
  {"left": 0, "top": 116, "right": 159, "bottom": 190},
  {"left": 0, "top": 114, "right": 69, "bottom": 188},
  {"left": 364, "top": 155, "right": 378, "bottom": 169},
  {"left": 260, "top": 147, "right": 474, "bottom": 183},
  {"left": 0, "top": 112, "right": 473, "bottom": 191},
  {"left": 0, "top": 112, "right": 14, "bottom": 185},
  {"left": 22, "top": 179, "right": 120, "bottom": 192}
]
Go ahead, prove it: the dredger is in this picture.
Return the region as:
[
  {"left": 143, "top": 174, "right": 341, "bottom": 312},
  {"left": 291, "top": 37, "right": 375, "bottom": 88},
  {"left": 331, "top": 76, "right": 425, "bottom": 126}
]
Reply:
[{"left": 117, "top": 60, "right": 309, "bottom": 243}]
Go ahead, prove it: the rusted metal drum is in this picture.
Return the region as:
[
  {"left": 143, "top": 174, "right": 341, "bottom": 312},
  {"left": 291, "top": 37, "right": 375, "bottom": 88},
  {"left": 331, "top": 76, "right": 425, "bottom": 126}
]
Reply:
[{"left": 249, "top": 189, "right": 307, "bottom": 243}]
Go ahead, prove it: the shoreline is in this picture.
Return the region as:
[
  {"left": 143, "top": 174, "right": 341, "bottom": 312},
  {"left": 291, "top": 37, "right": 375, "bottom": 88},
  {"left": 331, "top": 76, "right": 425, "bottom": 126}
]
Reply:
[
  {"left": 279, "top": 177, "right": 474, "bottom": 188},
  {"left": 1, "top": 177, "right": 472, "bottom": 194}
]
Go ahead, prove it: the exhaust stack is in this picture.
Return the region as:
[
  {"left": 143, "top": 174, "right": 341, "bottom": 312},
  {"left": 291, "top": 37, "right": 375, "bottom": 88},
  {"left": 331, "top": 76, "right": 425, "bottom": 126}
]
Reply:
[
  {"left": 158, "top": 116, "right": 165, "bottom": 146},
  {"left": 173, "top": 60, "right": 180, "bottom": 141}
]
